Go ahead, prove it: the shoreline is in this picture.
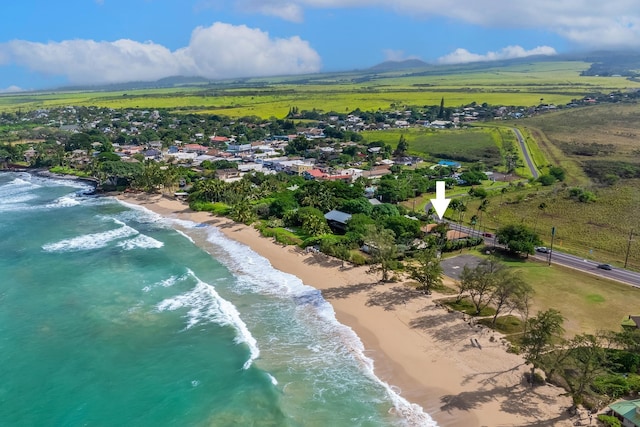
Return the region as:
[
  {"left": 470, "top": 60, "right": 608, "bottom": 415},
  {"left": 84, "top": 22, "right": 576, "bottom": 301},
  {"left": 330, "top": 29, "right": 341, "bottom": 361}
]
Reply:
[{"left": 117, "top": 192, "right": 576, "bottom": 427}]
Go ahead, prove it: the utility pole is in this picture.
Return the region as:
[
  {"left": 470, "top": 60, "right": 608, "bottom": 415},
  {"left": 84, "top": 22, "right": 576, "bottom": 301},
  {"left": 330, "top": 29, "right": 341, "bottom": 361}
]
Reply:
[
  {"left": 625, "top": 229, "right": 634, "bottom": 269},
  {"left": 548, "top": 226, "right": 556, "bottom": 266}
]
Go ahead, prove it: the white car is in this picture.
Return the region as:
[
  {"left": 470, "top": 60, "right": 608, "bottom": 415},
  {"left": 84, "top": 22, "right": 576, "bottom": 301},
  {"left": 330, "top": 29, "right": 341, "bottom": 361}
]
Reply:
[{"left": 535, "top": 247, "right": 550, "bottom": 253}]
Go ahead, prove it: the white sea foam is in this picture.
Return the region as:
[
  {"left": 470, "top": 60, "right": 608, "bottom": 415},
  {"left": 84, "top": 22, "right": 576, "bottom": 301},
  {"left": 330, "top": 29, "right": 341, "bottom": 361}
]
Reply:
[
  {"left": 44, "top": 195, "right": 81, "bottom": 209},
  {"left": 156, "top": 269, "right": 260, "bottom": 369},
  {"left": 109, "top": 196, "right": 435, "bottom": 424},
  {"left": 0, "top": 177, "right": 41, "bottom": 212},
  {"left": 116, "top": 200, "right": 167, "bottom": 225},
  {"left": 142, "top": 274, "right": 188, "bottom": 293},
  {"left": 201, "top": 225, "right": 437, "bottom": 426},
  {"left": 42, "top": 223, "right": 139, "bottom": 252},
  {"left": 117, "top": 234, "right": 164, "bottom": 250},
  {"left": 267, "top": 373, "right": 278, "bottom": 386},
  {"left": 175, "top": 229, "right": 195, "bottom": 244}
]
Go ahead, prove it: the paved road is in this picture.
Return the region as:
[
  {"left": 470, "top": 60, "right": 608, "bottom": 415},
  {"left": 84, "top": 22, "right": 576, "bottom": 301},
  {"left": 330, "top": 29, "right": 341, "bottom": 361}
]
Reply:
[
  {"left": 512, "top": 127, "right": 539, "bottom": 179},
  {"left": 445, "top": 222, "right": 640, "bottom": 288}
]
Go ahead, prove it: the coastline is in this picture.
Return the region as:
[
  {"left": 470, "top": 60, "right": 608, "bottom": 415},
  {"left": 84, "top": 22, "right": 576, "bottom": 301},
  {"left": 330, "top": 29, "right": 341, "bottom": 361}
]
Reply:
[{"left": 117, "top": 192, "right": 576, "bottom": 427}]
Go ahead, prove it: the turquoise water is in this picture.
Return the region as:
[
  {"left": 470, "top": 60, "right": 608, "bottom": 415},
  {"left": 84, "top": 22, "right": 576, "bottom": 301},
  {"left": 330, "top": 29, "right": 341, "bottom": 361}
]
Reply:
[{"left": 0, "top": 172, "right": 436, "bottom": 427}]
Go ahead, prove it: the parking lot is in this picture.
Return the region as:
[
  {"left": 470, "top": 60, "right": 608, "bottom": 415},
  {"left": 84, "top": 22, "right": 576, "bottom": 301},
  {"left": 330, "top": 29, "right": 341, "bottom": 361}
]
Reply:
[{"left": 440, "top": 254, "right": 485, "bottom": 280}]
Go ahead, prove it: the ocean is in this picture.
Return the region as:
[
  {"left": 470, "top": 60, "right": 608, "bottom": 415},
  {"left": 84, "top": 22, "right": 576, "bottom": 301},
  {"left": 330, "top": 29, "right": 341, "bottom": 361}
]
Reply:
[{"left": 0, "top": 171, "right": 436, "bottom": 427}]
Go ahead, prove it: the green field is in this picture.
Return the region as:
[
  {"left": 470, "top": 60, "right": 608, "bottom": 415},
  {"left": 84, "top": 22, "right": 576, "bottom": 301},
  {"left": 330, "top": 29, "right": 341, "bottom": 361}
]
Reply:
[
  {"left": 361, "top": 127, "right": 503, "bottom": 167},
  {"left": 458, "top": 181, "right": 640, "bottom": 270},
  {"left": 3, "top": 60, "right": 640, "bottom": 118}
]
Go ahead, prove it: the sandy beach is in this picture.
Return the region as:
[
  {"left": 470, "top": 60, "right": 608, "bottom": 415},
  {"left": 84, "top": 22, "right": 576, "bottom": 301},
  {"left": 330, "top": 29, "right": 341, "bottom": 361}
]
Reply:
[{"left": 118, "top": 192, "right": 578, "bottom": 427}]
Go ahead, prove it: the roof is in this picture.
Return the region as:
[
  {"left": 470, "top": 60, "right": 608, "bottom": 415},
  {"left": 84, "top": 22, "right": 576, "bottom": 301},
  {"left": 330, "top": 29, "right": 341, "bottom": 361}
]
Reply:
[
  {"left": 306, "top": 169, "right": 327, "bottom": 178},
  {"left": 210, "top": 136, "right": 229, "bottom": 142},
  {"left": 609, "top": 400, "right": 640, "bottom": 426},
  {"left": 324, "top": 210, "right": 352, "bottom": 225}
]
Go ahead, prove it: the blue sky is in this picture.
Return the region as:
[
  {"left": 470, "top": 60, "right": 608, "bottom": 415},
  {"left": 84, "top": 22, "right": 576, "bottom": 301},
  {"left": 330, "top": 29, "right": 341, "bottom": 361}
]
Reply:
[{"left": 1, "top": 0, "right": 639, "bottom": 91}]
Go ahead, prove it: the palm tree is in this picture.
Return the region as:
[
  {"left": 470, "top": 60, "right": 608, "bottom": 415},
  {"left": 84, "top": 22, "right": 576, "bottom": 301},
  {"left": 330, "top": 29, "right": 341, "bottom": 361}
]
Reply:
[
  {"left": 533, "top": 202, "right": 547, "bottom": 234},
  {"left": 477, "top": 199, "right": 490, "bottom": 234}
]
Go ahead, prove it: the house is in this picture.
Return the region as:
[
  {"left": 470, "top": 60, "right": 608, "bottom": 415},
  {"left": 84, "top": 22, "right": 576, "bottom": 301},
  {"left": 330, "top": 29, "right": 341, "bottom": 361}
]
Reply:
[
  {"left": 324, "top": 210, "right": 352, "bottom": 233},
  {"left": 215, "top": 168, "right": 241, "bottom": 182},
  {"left": 430, "top": 120, "right": 452, "bottom": 128},
  {"left": 303, "top": 169, "right": 328, "bottom": 180},
  {"left": 362, "top": 166, "right": 391, "bottom": 179},
  {"left": 184, "top": 144, "right": 208, "bottom": 155},
  {"left": 23, "top": 147, "right": 37, "bottom": 162},
  {"left": 290, "top": 163, "right": 314, "bottom": 175},
  {"left": 422, "top": 223, "right": 469, "bottom": 241},
  {"left": 143, "top": 149, "right": 163, "bottom": 161},
  {"left": 227, "top": 142, "right": 252, "bottom": 153},
  {"left": 210, "top": 135, "right": 230, "bottom": 143},
  {"left": 606, "top": 399, "right": 640, "bottom": 427}
]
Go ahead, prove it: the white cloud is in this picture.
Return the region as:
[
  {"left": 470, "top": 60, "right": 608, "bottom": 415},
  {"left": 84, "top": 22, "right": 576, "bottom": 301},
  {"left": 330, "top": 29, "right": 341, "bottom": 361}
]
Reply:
[
  {"left": 246, "top": 1, "right": 305, "bottom": 22},
  {"left": 183, "top": 23, "right": 320, "bottom": 77},
  {"left": 236, "top": 0, "right": 640, "bottom": 48},
  {"left": 0, "top": 22, "right": 321, "bottom": 85},
  {"left": 382, "top": 49, "right": 420, "bottom": 62},
  {"left": 0, "top": 85, "right": 23, "bottom": 93},
  {"left": 437, "top": 45, "right": 557, "bottom": 65}
]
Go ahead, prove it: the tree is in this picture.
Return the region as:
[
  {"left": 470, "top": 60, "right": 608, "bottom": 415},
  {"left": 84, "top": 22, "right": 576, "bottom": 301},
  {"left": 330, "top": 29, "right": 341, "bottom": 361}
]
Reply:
[
  {"left": 363, "top": 225, "right": 397, "bottom": 282},
  {"left": 490, "top": 269, "right": 533, "bottom": 326},
  {"left": 229, "top": 199, "right": 256, "bottom": 224},
  {"left": 459, "top": 257, "right": 503, "bottom": 315},
  {"left": 300, "top": 211, "right": 330, "bottom": 236},
  {"left": 408, "top": 247, "right": 443, "bottom": 294},
  {"left": 65, "top": 132, "right": 92, "bottom": 152},
  {"left": 537, "top": 174, "right": 556, "bottom": 186},
  {"left": 533, "top": 202, "right": 547, "bottom": 234},
  {"left": 189, "top": 178, "right": 227, "bottom": 203},
  {"left": 132, "top": 160, "right": 167, "bottom": 193},
  {"left": 297, "top": 181, "right": 337, "bottom": 212},
  {"left": 548, "top": 166, "right": 566, "bottom": 182},
  {"left": 438, "top": 97, "right": 445, "bottom": 119},
  {"left": 556, "top": 333, "right": 607, "bottom": 407},
  {"left": 496, "top": 224, "right": 542, "bottom": 256},
  {"left": 339, "top": 197, "right": 373, "bottom": 215},
  {"left": 394, "top": 134, "right": 409, "bottom": 156},
  {"left": 521, "top": 309, "right": 565, "bottom": 384},
  {"left": 382, "top": 215, "right": 421, "bottom": 243}
]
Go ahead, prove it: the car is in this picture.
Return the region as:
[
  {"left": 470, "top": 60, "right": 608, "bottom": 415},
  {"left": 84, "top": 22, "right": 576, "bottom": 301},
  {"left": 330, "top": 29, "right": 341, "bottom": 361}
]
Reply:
[
  {"left": 535, "top": 247, "right": 550, "bottom": 253},
  {"left": 597, "top": 263, "right": 613, "bottom": 271}
]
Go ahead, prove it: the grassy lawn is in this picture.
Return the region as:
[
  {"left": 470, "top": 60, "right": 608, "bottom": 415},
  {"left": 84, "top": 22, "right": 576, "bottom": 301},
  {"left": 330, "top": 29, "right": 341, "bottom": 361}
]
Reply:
[
  {"left": 442, "top": 250, "right": 640, "bottom": 339},
  {"left": 495, "top": 253, "right": 640, "bottom": 337}
]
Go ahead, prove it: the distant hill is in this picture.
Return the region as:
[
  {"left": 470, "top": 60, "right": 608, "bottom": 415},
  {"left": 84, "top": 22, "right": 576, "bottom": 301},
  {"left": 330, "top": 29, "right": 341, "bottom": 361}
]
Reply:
[
  {"left": 37, "top": 50, "right": 640, "bottom": 93},
  {"left": 54, "top": 75, "right": 211, "bottom": 92},
  {"left": 579, "top": 51, "right": 640, "bottom": 77},
  {"left": 367, "top": 59, "right": 429, "bottom": 72}
]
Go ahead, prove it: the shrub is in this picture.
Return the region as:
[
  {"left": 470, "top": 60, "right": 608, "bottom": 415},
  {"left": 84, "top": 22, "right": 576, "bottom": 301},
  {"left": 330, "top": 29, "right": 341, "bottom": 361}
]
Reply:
[
  {"left": 189, "top": 200, "right": 230, "bottom": 215},
  {"left": 350, "top": 252, "right": 367, "bottom": 265},
  {"left": 598, "top": 414, "right": 622, "bottom": 427},
  {"left": 548, "top": 166, "right": 566, "bottom": 181},
  {"left": 537, "top": 174, "right": 556, "bottom": 186},
  {"left": 592, "top": 374, "right": 631, "bottom": 399}
]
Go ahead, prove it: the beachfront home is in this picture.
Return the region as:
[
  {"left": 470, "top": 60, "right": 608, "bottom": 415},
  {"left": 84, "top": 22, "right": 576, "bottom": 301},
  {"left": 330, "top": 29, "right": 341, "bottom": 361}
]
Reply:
[
  {"left": 324, "top": 210, "right": 352, "bottom": 233},
  {"left": 606, "top": 399, "right": 640, "bottom": 427}
]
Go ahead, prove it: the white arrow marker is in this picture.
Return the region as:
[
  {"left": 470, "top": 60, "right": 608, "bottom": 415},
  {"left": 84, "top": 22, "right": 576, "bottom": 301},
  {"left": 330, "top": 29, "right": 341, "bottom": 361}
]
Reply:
[{"left": 430, "top": 181, "right": 451, "bottom": 220}]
